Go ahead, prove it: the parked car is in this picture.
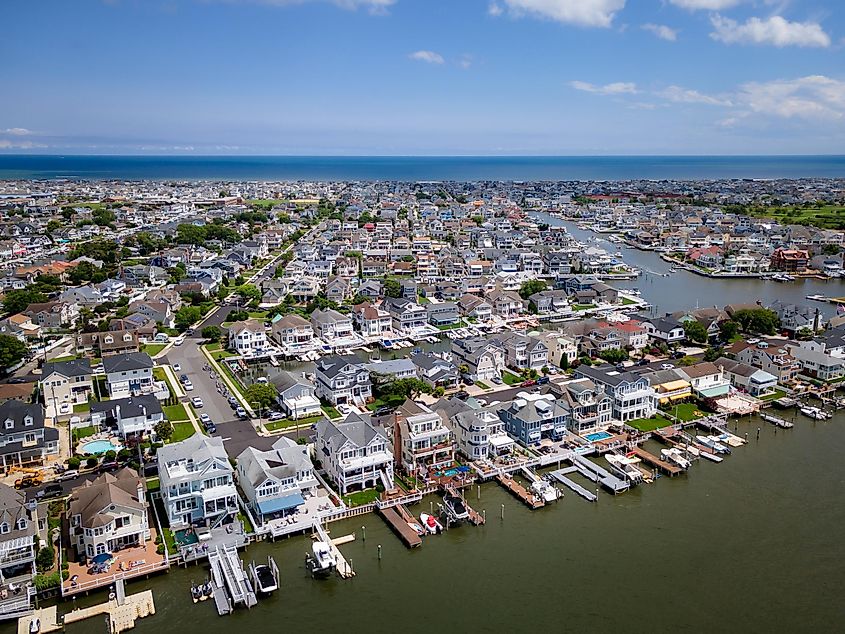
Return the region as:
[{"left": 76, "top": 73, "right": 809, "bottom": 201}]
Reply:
[
  {"left": 36, "top": 483, "right": 65, "bottom": 500},
  {"left": 267, "top": 412, "right": 284, "bottom": 421},
  {"left": 455, "top": 391, "right": 470, "bottom": 400},
  {"left": 154, "top": 333, "right": 170, "bottom": 343},
  {"left": 537, "top": 376, "right": 550, "bottom": 385},
  {"left": 337, "top": 404, "right": 352, "bottom": 415},
  {"left": 199, "top": 413, "right": 211, "bottom": 424},
  {"left": 521, "top": 379, "right": 537, "bottom": 387},
  {"left": 98, "top": 461, "right": 119, "bottom": 473},
  {"left": 491, "top": 376, "right": 503, "bottom": 384},
  {"left": 236, "top": 407, "right": 247, "bottom": 418},
  {"left": 205, "top": 422, "right": 217, "bottom": 434},
  {"left": 661, "top": 363, "right": 675, "bottom": 370},
  {"left": 191, "top": 397, "right": 204, "bottom": 408},
  {"left": 228, "top": 397, "right": 239, "bottom": 407},
  {"left": 173, "top": 363, "right": 181, "bottom": 372},
  {"left": 179, "top": 374, "right": 189, "bottom": 383},
  {"left": 58, "top": 469, "right": 79, "bottom": 482},
  {"left": 174, "top": 336, "right": 185, "bottom": 346},
  {"left": 183, "top": 381, "right": 194, "bottom": 391}
]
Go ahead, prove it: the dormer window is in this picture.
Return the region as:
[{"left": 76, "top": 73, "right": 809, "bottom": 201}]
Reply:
[
  {"left": 0, "top": 522, "right": 8, "bottom": 534},
  {"left": 17, "top": 518, "right": 26, "bottom": 530},
  {"left": 4, "top": 419, "right": 12, "bottom": 430},
  {"left": 24, "top": 416, "right": 33, "bottom": 427}
]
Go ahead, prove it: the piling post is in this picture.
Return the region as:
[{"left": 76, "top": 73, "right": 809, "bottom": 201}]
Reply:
[
  {"left": 500, "top": 503, "right": 504, "bottom": 520},
  {"left": 362, "top": 526, "right": 366, "bottom": 541},
  {"left": 756, "top": 426, "right": 761, "bottom": 440},
  {"left": 377, "top": 545, "right": 381, "bottom": 560},
  {"left": 477, "top": 485, "right": 480, "bottom": 500},
  {"left": 596, "top": 487, "right": 599, "bottom": 500},
  {"left": 482, "top": 509, "right": 486, "bottom": 522}
]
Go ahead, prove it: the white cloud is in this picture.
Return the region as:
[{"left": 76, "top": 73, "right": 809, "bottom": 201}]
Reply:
[
  {"left": 737, "top": 75, "right": 845, "bottom": 119},
  {"left": 570, "top": 80, "right": 638, "bottom": 95},
  {"left": 488, "top": 2, "right": 503, "bottom": 17},
  {"left": 498, "top": 0, "right": 626, "bottom": 28},
  {"left": 642, "top": 23, "right": 678, "bottom": 41},
  {"left": 658, "top": 85, "right": 732, "bottom": 106},
  {"left": 2, "top": 128, "right": 31, "bottom": 136},
  {"left": 0, "top": 140, "right": 46, "bottom": 149},
  {"left": 668, "top": 0, "right": 742, "bottom": 10},
  {"left": 409, "top": 50, "right": 445, "bottom": 64},
  {"left": 710, "top": 14, "right": 831, "bottom": 48}
]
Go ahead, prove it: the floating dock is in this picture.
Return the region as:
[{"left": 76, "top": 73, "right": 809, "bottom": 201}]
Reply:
[
  {"left": 378, "top": 505, "right": 423, "bottom": 548},
  {"left": 570, "top": 455, "right": 629, "bottom": 493},
  {"left": 21, "top": 587, "right": 156, "bottom": 634},
  {"left": 630, "top": 446, "right": 682, "bottom": 476},
  {"left": 496, "top": 474, "right": 544, "bottom": 509},
  {"left": 761, "top": 412, "right": 794, "bottom": 429},
  {"left": 547, "top": 467, "right": 597, "bottom": 502},
  {"left": 208, "top": 544, "right": 257, "bottom": 615}
]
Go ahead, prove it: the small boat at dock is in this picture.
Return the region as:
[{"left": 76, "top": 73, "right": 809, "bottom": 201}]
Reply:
[
  {"left": 605, "top": 454, "right": 644, "bottom": 484},
  {"left": 441, "top": 491, "right": 469, "bottom": 523},
  {"left": 308, "top": 541, "right": 336, "bottom": 578},
  {"left": 661, "top": 447, "right": 692, "bottom": 470},
  {"left": 696, "top": 435, "right": 731, "bottom": 455},
  {"left": 800, "top": 406, "right": 832, "bottom": 420},
  {"left": 420, "top": 513, "right": 443, "bottom": 535},
  {"left": 530, "top": 479, "right": 561, "bottom": 503}
]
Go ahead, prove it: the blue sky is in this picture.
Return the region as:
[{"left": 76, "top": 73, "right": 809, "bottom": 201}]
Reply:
[{"left": 1, "top": 0, "right": 844, "bottom": 155}]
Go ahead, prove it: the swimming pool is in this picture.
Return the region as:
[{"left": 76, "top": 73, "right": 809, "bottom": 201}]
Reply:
[
  {"left": 584, "top": 431, "right": 613, "bottom": 443},
  {"left": 80, "top": 439, "right": 117, "bottom": 455}
]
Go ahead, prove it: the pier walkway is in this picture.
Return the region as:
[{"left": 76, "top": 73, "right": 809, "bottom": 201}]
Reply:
[
  {"left": 20, "top": 589, "right": 156, "bottom": 634},
  {"left": 443, "top": 486, "right": 485, "bottom": 525},
  {"left": 312, "top": 521, "right": 355, "bottom": 578},
  {"left": 631, "top": 447, "right": 682, "bottom": 476},
  {"left": 496, "top": 474, "right": 544, "bottom": 509},
  {"left": 377, "top": 505, "right": 422, "bottom": 548},
  {"left": 571, "top": 455, "right": 629, "bottom": 493},
  {"left": 208, "top": 544, "right": 257, "bottom": 615},
  {"left": 547, "top": 468, "right": 597, "bottom": 502}
]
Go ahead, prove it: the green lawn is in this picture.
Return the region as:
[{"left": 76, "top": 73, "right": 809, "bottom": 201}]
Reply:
[
  {"left": 163, "top": 404, "right": 189, "bottom": 422},
  {"left": 47, "top": 355, "right": 77, "bottom": 363},
  {"left": 237, "top": 512, "right": 254, "bottom": 535},
  {"left": 264, "top": 414, "right": 322, "bottom": 432},
  {"left": 72, "top": 426, "right": 98, "bottom": 442},
  {"left": 72, "top": 402, "right": 90, "bottom": 413},
  {"left": 621, "top": 297, "right": 637, "bottom": 305},
  {"left": 169, "top": 422, "right": 197, "bottom": 443},
  {"left": 417, "top": 295, "right": 430, "bottom": 304},
  {"left": 436, "top": 322, "right": 463, "bottom": 330},
  {"left": 146, "top": 477, "right": 160, "bottom": 493},
  {"left": 342, "top": 489, "right": 380, "bottom": 507},
  {"left": 502, "top": 371, "right": 522, "bottom": 386},
  {"left": 759, "top": 389, "right": 787, "bottom": 402},
  {"left": 248, "top": 311, "right": 268, "bottom": 319},
  {"left": 141, "top": 343, "right": 167, "bottom": 356},
  {"left": 627, "top": 416, "right": 673, "bottom": 432},
  {"left": 206, "top": 342, "right": 222, "bottom": 352},
  {"left": 664, "top": 403, "right": 707, "bottom": 422},
  {"left": 740, "top": 203, "right": 845, "bottom": 231},
  {"left": 321, "top": 403, "right": 340, "bottom": 419},
  {"left": 573, "top": 304, "right": 597, "bottom": 311},
  {"left": 211, "top": 349, "right": 237, "bottom": 361},
  {"left": 475, "top": 381, "right": 491, "bottom": 390}
]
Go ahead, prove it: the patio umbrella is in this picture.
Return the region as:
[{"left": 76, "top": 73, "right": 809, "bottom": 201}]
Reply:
[{"left": 91, "top": 553, "right": 112, "bottom": 564}]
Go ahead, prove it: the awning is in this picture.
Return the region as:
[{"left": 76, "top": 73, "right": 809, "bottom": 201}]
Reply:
[
  {"left": 669, "top": 394, "right": 688, "bottom": 401},
  {"left": 698, "top": 384, "right": 731, "bottom": 398},
  {"left": 660, "top": 380, "right": 690, "bottom": 392},
  {"left": 257, "top": 492, "right": 305, "bottom": 515}
]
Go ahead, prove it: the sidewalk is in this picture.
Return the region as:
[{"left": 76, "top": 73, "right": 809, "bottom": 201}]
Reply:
[{"left": 200, "top": 346, "right": 256, "bottom": 418}]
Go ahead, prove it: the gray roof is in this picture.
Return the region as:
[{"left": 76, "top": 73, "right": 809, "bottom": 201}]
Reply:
[
  {"left": 237, "top": 436, "right": 313, "bottom": 488},
  {"left": 103, "top": 352, "right": 153, "bottom": 374},
  {"left": 0, "top": 400, "right": 45, "bottom": 434},
  {"left": 43, "top": 358, "right": 92, "bottom": 379},
  {"left": 0, "top": 483, "right": 35, "bottom": 541},
  {"left": 315, "top": 414, "right": 386, "bottom": 455},
  {"left": 316, "top": 354, "right": 366, "bottom": 380},
  {"left": 90, "top": 394, "right": 162, "bottom": 420}
]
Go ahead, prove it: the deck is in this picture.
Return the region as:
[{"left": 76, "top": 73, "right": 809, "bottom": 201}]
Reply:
[
  {"left": 630, "top": 447, "right": 682, "bottom": 476},
  {"left": 570, "top": 455, "right": 630, "bottom": 493},
  {"left": 21, "top": 590, "right": 156, "bottom": 634},
  {"left": 547, "top": 468, "right": 597, "bottom": 502},
  {"left": 495, "top": 474, "right": 545, "bottom": 509},
  {"left": 377, "top": 506, "right": 423, "bottom": 548}
]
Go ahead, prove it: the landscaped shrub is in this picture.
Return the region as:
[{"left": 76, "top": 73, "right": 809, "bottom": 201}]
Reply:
[
  {"left": 33, "top": 572, "right": 61, "bottom": 591},
  {"left": 85, "top": 457, "right": 98, "bottom": 469},
  {"left": 67, "top": 456, "right": 81, "bottom": 470}
]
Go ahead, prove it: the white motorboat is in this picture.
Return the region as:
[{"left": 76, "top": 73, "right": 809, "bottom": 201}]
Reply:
[
  {"left": 661, "top": 447, "right": 692, "bottom": 470},
  {"left": 530, "top": 479, "right": 561, "bottom": 503},
  {"left": 28, "top": 618, "right": 40, "bottom": 634},
  {"left": 407, "top": 520, "right": 425, "bottom": 537},
  {"left": 800, "top": 406, "right": 831, "bottom": 420},
  {"left": 696, "top": 435, "right": 731, "bottom": 455},
  {"left": 419, "top": 513, "right": 443, "bottom": 535},
  {"left": 699, "top": 450, "right": 723, "bottom": 463},
  {"left": 441, "top": 492, "right": 469, "bottom": 522},
  {"left": 605, "top": 454, "right": 644, "bottom": 484},
  {"left": 309, "top": 541, "right": 336, "bottom": 577},
  {"left": 252, "top": 561, "right": 278, "bottom": 595}
]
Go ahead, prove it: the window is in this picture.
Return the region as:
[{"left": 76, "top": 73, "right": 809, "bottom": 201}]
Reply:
[
  {"left": 17, "top": 518, "right": 27, "bottom": 530},
  {"left": 0, "top": 522, "right": 8, "bottom": 534},
  {"left": 4, "top": 419, "right": 12, "bottom": 430}
]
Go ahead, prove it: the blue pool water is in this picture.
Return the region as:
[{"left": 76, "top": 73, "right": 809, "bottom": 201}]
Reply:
[
  {"left": 585, "top": 431, "right": 613, "bottom": 442},
  {"left": 80, "top": 439, "right": 116, "bottom": 455}
]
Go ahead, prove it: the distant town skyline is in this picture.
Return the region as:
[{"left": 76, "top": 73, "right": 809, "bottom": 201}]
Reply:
[{"left": 2, "top": 0, "right": 844, "bottom": 155}]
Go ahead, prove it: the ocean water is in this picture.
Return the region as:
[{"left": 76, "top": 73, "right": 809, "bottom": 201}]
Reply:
[{"left": 0, "top": 155, "right": 843, "bottom": 181}]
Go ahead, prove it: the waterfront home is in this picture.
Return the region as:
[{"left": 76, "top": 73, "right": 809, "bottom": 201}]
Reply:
[
  {"left": 807, "top": 325, "right": 845, "bottom": 359},
  {"left": 451, "top": 337, "right": 506, "bottom": 383},
  {"left": 729, "top": 340, "right": 801, "bottom": 385},
  {"left": 366, "top": 358, "right": 417, "bottom": 382},
  {"left": 311, "top": 308, "right": 355, "bottom": 341},
  {"left": 392, "top": 399, "right": 454, "bottom": 475},
  {"left": 638, "top": 368, "right": 692, "bottom": 406},
  {"left": 787, "top": 343, "right": 845, "bottom": 381},
  {"left": 103, "top": 352, "right": 154, "bottom": 398},
  {"left": 426, "top": 302, "right": 460, "bottom": 327},
  {"left": 410, "top": 352, "right": 459, "bottom": 390},
  {"left": 715, "top": 358, "right": 777, "bottom": 397},
  {"left": 314, "top": 413, "right": 394, "bottom": 494},
  {"left": 352, "top": 302, "right": 393, "bottom": 338},
  {"left": 769, "top": 300, "right": 821, "bottom": 333},
  {"left": 270, "top": 313, "right": 314, "bottom": 349},
  {"left": 0, "top": 483, "right": 37, "bottom": 611},
  {"left": 449, "top": 405, "right": 514, "bottom": 461},
  {"left": 671, "top": 308, "right": 729, "bottom": 341},
  {"left": 228, "top": 320, "right": 268, "bottom": 357},
  {"left": 528, "top": 290, "right": 569, "bottom": 315},
  {"left": 236, "top": 437, "right": 318, "bottom": 523},
  {"left": 76, "top": 330, "right": 140, "bottom": 358},
  {"left": 770, "top": 248, "right": 809, "bottom": 272},
  {"left": 676, "top": 362, "right": 732, "bottom": 400},
  {"left": 271, "top": 371, "right": 322, "bottom": 420},
  {"left": 89, "top": 394, "right": 164, "bottom": 438},
  {"left": 634, "top": 315, "right": 686, "bottom": 344},
  {"left": 315, "top": 354, "right": 372, "bottom": 406},
  {"left": 67, "top": 468, "right": 150, "bottom": 560},
  {"left": 158, "top": 435, "right": 238, "bottom": 530},
  {"left": 0, "top": 401, "right": 58, "bottom": 469},
  {"left": 555, "top": 379, "right": 613, "bottom": 434},
  {"left": 381, "top": 297, "right": 428, "bottom": 334},
  {"left": 497, "top": 332, "right": 548, "bottom": 371},
  {"left": 498, "top": 392, "right": 569, "bottom": 446},
  {"left": 457, "top": 294, "right": 493, "bottom": 321},
  {"left": 485, "top": 289, "right": 524, "bottom": 318},
  {"left": 574, "top": 365, "right": 657, "bottom": 423},
  {"left": 40, "top": 359, "right": 93, "bottom": 419},
  {"left": 325, "top": 276, "right": 353, "bottom": 303},
  {"left": 582, "top": 326, "right": 625, "bottom": 356}
]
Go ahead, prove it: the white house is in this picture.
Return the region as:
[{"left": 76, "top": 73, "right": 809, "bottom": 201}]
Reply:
[
  {"left": 102, "top": 352, "right": 154, "bottom": 399},
  {"left": 228, "top": 320, "right": 268, "bottom": 357},
  {"left": 314, "top": 413, "right": 393, "bottom": 494},
  {"left": 272, "top": 371, "right": 322, "bottom": 420},
  {"left": 89, "top": 394, "right": 164, "bottom": 438}
]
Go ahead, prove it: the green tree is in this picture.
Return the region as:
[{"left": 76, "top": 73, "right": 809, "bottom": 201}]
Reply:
[
  {"left": 201, "top": 325, "right": 222, "bottom": 342},
  {"left": 46, "top": 219, "right": 63, "bottom": 232},
  {"left": 153, "top": 420, "right": 173, "bottom": 443},
  {"left": 822, "top": 244, "right": 841, "bottom": 256},
  {"left": 236, "top": 284, "right": 261, "bottom": 302},
  {"left": 732, "top": 308, "right": 780, "bottom": 335},
  {"left": 719, "top": 320, "right": 740, "bottom": 342},
  {"left": 598, "top": 348, "right": 628, "bottom": 364},
  {"left": 383, "top": 278, "right": 402, "bottom": 298},
  {"left": 703, "top": 346, "right": 723, "bottom": 362},
  {"left": 36, "top": 546, "right": 55, "bottom": 573},
  {"left": 245, "top": 383, "right": 278, "bottom": 411},
  {"left": 683, "top": 319, "right": 709, "bottom": 344},
  {"left": 174, "top": 305, "right": 202, "bottom": 331},
  {"left": 3, "top": 289, "right": 46, "bottom": 315},
  {"left": 518, "top": 279, "right": 548, "bottom": 300}
]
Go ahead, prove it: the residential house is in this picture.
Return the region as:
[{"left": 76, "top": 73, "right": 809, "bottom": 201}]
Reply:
[
  {"left": 311, "top": 309, "right": 355, "bottom": 342},
  {"left": 381, "top": 297, "right": 428, "bottom": 334},
  {"left": 351, "top": 303, "right": 393, "bottom": 338},
  {"left": 770, "top": 248, "right": 809, "bottom": 272},
  {"left": 715, "top": 357, "right": 777, "bottom": 397},
  {"left": 729, "top": 340, "right": 800, "bottom": 384},
  {"left": 556, "top": 379, "right": 613, "bottom": 434},
  {"left": 497, "top": 332, "right": 548, "bottom": 371},
  {"left": 40, "top": 359, "right": 93, "bottom": 419},
  {"left": 393, "top": 399, "right": 454, "bottom": 475},
  {"left": 76, "top": 330, "right": 140, "bottom": 358},
  {"left": 228, "top": 320, "right": 268, "bottom": 357},
  {"left": 67, "top": 468, "right": 149, "bottom": 559},
  {"left": 788, "top": 344, "right": 845, "bottom": 381},
  {"left": 449, "top": 405, "right": 514, "bottom": 460},
  {"left": 410, "top": 352, "right": 459, "bottom": 390},
  {"left": 451, "top": 337, "right": 506, "bottom": 383},
  {"left": 314, "top": 413, "right": 393, "bottom": 494},
  {"left": 89, "top": 394, "right": 164, "bottom": 438},
  {"left": 0, "top": 483, "right": 37, "bottom": 613},
  {"left": 574, "top": 365, "right": 658, "bottom": 423},
  {"left": 0, "top": 401, "right": 58, "bottom": 469},
  {"left": 457, "top": 294, "right": 493, "bottom": 321},
  {"left": 270, "top": 314, "right": 314, "bottom": 350},
  {"left": 157, "top": 435, "right": 238, "bottom": 530},
  {"left": 676, "top": 362, "right": 732, "bottom": 400},
  {"left": 271, "top": 371, "right": 322, "bottom": 420},
  {"left": 485, "top": 289, "right": 523, "bottom": 317},
  {"left": 499, "top": 392, "right": 569, "bottom": 446},
  {"left": 315, "top": 355, "right": 372, "bottom": 406},
  {"left": 635, "top": 315, "right": 686, "bottom": 344},
  {"left": 22, "top": 302, "right": 78, "bottom": 330},
  {"left": 102, "top": 352, "right": 154, "bottom": 398},
  {"left": 426, "top": 302, "right": 460, "bottom": 327}
]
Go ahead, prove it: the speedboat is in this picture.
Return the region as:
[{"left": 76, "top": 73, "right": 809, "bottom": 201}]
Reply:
[
  {"left": 420, "top": 513, "right": 443, "bottom": 535},
  {"left": 530, "top": 479, "right": 561, "bottom": 503},
  {"left": 29, "top": 618, "right": 40, "bottom": 634},
  {"left": 800, "top": 406, "right": 830, "bottom": 420},
  {"left": 606, "top": 454, "right": 644, "bottom": 484},
  {"left": 253, "top": 563, "right": 278, "bottom": 595},
  {"left": 309, "top": 541, "right": 336, "bottom": 578},
  {"left": 407, "top": 520, "right": 425, "bottom": 537},
  {"left": 442, "top": 492, "right": 469, "bottom": 522},
  {"left": 696, "top": 435, "right": 730, "bottom": 455},
  {"left": 661, "top": 447, "right": 692, "bottom": 470}
]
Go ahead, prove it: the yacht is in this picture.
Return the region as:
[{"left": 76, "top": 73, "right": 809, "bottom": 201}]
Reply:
[
  {"left": 441, "top": 491, "right": 469, "bottom": 522},
  {"left": 800, "top": 405, "right": 831, "bottom": 420},
  {"left": 660, "top": 447, "right": 692, "bottom": 470},
  {"left": 605, "top": 454, "right": 644, "bottom": 484},
  {"left": 309, "top": 541, "right": 336, "bottom": 578},
  {"left": 530, "top": 479, "right": 561, "bottom": 503}
]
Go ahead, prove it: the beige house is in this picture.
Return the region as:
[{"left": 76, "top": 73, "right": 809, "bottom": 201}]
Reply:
[{"left": 40, "top": 359, "right": 93, "bottom": 418}]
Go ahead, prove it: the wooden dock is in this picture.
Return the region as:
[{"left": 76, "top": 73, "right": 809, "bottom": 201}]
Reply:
[
  {"left": 444, "top": 486, "right": 485, "bottom": 525},
  {"left": 631, "top": 447, "right": 681, "bottom": 476},
  {"left": 495, "top": 474, "right": 545, "bottom": 509},
  {"left": 312, "top": 522, "right": 356, "bottom": 578},
  {"left": 20, "top": 590, "right": 156, "bottom": 634},
  {"left": 378, "top": 505, "right": 422, "bottom": 548}
]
